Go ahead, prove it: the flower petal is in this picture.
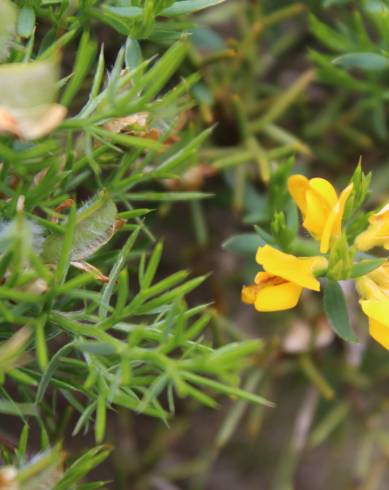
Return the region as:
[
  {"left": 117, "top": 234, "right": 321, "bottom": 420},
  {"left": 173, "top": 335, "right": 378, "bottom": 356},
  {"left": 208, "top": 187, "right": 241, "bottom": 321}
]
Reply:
[
  {"left": 303, "top": 188, "right": 332, "bottom": 239},
  {"left": 256, "top": 245, "right": 326, "bottom": 291},
  {"left": 368, "top": 319, "right": 389, "bottom": 350},
  {"left": 367, "top": 262, "right": 389, "bottom": 289},
  {"left": 309, "top": 178, "right": 338, "bottom": 208},
  {"left": 288, "top": 175, "right": 309, "bottom": 214},
  {"left": 303, "top": 179, "right": 338, "bottom": 239},
  {"left": 356, "top": 277, "right": 388, "bottom": 301},
  {"left": 4, "top": 104, "right": 67, "bottom": 140},
  {"left": 254, "top": 281, "right": 303, "bottom": 312},
  {"left": 370, "top": 202, "right": 389, "bottom": 222},
  {"left": 360, "top": 299, "right": 389, "bottom": 327},
  {"left": 320, "top": 183, "right": 353, "bottom": 253},
  {"left": 355, "top": 202, "right": 389, "bottom": 251},
  {"left": 241, "top": 284, "right": 259, "bottom": 304}
]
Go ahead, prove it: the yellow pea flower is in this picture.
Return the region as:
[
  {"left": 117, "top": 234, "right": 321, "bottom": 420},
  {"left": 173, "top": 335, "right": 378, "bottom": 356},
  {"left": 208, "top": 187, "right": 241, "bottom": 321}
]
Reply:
[
  {"left": 288, "top": 175, "right": 353, "bottom": 254},
  {"left": 355, "top": 203, "right": 389, "bottom": 251},
  {"left": 356, "top": 264, "right": 389, "bottom": 350},
  {"left": 242, "top": 272, "right": 303, "bottom": 312},
  {"left": 242, "top": 245, "right": 327, "bottom": 312}
]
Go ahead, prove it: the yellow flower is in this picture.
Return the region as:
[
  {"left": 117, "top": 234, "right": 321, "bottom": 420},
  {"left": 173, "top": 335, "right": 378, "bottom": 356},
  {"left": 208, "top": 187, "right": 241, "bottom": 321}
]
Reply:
[
  {"left": 242, "top": 245, "right": 327, "bottom": 312},
  {"left": 355, "top": 203, "right": 389, "bottom": 251},
  {"left": 360, "top": 300, "right": 389, "bottom": 350},
  {"left": 356, "top": 264, "right": 389, "bottom": 350},
  {"left": 242, "top": 272, "right": 303, "bottom": 312},
  {"left": 288, "top": 175, "right": 353, "bottom": 254}
]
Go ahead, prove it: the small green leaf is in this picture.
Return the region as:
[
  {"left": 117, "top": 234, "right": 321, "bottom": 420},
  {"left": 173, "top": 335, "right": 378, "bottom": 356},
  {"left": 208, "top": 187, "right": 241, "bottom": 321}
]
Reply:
[
  {"left": 222, "top": 233, "right": 265, "bottom": 255},
  {"left": 182, "top": 371, "right": 274, "bottom": 407},
  {"left": 141, "top": 241, "right": 163, "bottom": 289},
  {"left": 35, "top": 317, "right": 48, "bottom": 370},
  {"left": 270, "top": 211, "right": 295, "bottom": 249},
  {"left": 125, "top": 37, "right": 143, "bottom": 70},
  {"left": 344, "top": 163, "right": 371, "bottom": 220},
  {"left": 36, "top": 343, "right": 74, "bottom": 404},
  {"left": 95, "top": 393, "right": 106, "bottom": 443},
  {"left": 17, "top": 447, "right": 63, "bottom": 488},
  {"left": 162, "top": 0, "right": 225, "bottom": 16},
  {"left": 104, "top": 6, "right": 143, "bottom": 18},
  {"left": 18, "top": 424, "right": 30, "bottom": 458},
  {"left": 17, "top": 6, "right": 35, "bottom": 38},
  {"left": 309, "top": 14, "right": 354, "bottom": 53},
  {"left": 0, "top": 0, "right": 17, "bottom": 61},
  {"left": 0, "top": 400, "right": 38, "bottom": 416},
  {"left": 350, "top": 259, "right": 385, "bottom": 278},
  {"left": 323, "top": 280, "right": 358, "bottom": 343},
  {"left": 125, "top": 191, "right": 212, "bottom": 201},
  {"left": 42, "top": 193, "right": 118, "bottom": 265},
  {"left": 55, "top": 446, "right": 111, "bottom": 490},
  {"left": 364, "top": 1, "right": 389, "bottom": 13},
  {"left": 61, "top": 31, "right": 97, "bottom": 107},
  {"left": 333, "top": 52, "right": 389, "bottom": 71},
  {"left": 75, "top": 341, "right": 116, "bottom": 356},
  {"left": 53, "top": 203, "right": 76, "bottom": 284}
]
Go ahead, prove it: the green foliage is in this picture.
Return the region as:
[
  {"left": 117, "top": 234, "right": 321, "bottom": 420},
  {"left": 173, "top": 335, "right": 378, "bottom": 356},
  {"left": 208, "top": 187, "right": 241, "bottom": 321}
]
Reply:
[
  {"left": 0, "top": 0, "right": 269, "bottom": 486},
  {"left": 350, "top": 258, "right": 385, "bottom": 278},
  {"left": 344, "top": 163, "right": 371, "bottom": 220},
  {"left": 0, "top": 445, "right": 110, "bottom": 490},
  {"left": 327, "top": 235, "right": 354, "bottom": 280},
  {"left": 1, "top": 1, "right": 389, "bottom": 489},
  {"left": 222, "top": 233, "right": 265, "bottom": 256},
  {"left": 310, "top": 6, "right": 389, "bottom": 138},
  {"left": 323, "top": 280, "right": 358, "bottom": 343},
  {"left": 270, "top": 211, "right": 295, "bottom": 250}
]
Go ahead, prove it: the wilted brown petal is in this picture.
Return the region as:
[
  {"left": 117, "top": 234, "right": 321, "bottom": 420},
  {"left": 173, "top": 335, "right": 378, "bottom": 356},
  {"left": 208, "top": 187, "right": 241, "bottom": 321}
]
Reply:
[
  {"left": 104, "top": 112, "right": 149, "bottom": 133},
  {"left": 164, "top": 164, "right": 217, "bottom": 191},
  {"left": 0, "top": 104, "right": 66, "bottom": 140},
  {"left": 0, "top": 108, "right": 19, "bottom": 136},
  {"left": 24, "top": 278, "right": 48, "bottom": 294},
  {"left": 71, "top": 260, "right": 109, "bottom": 282},
  {"left": 0, "top": 466, "right": 18, "bottom": 490}
]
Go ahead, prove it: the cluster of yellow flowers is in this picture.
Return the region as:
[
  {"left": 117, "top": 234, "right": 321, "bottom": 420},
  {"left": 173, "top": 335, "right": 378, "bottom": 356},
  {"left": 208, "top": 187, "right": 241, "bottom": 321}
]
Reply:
[{"left": 242, "top": 174, "right": 389, "bottom": 350}]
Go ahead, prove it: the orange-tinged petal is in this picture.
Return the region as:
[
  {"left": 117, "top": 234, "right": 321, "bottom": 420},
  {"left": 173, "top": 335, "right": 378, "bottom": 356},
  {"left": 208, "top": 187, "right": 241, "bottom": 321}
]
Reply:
[
  {"left": 254, "top": 271, "right": 273, "bottom": 285},
  {"left": 254, "top": 281, "right": 303, "bottom": 312},
  {"left": 256, "top": 245, "right": 327, "bottom": 291},
  {"left": 320, "top": 183, "right": 353, "bottom": 253},
  {"left": 368, "top": 319, "right": 389, "bottom": 350},
  {"left": 241, "top": 284, "right": 259, "bottom": 304},
  {"left": 288, "top": 175, "right": 309, "bottom": 214}
]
